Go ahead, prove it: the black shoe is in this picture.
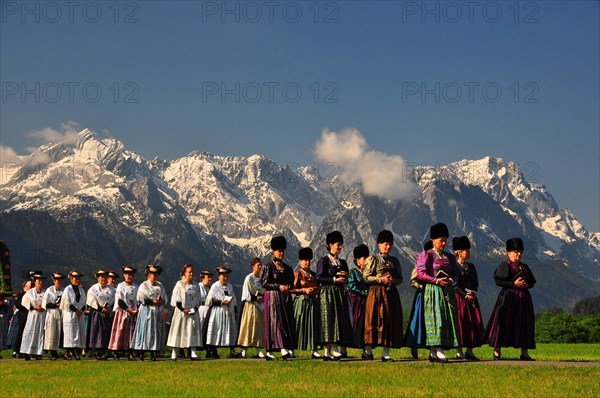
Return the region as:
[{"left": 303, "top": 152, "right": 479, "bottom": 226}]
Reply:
[
  {"left": 190, "top": 356, "right": 201, "bottom": 361},
  {"left": 465, "top": 353, "right": 480, "bottom": 361},
  {"left": 281, "top": 353, "right": 292, "bottom": 360},
  {"left": 493, "top": 352, "right": 502, "bottom": 361},
  {"left": 455, "top": 353, "right": 467, "bottom": 361},
  {"left": 24, "top": 355, "right": 31, "bottom": 361},
  {"left": 35, "top": 355, "right": 42, "bottom": 360},
  {"left": 323, "top": 356, "right": 334, "bottom": 361},
  {"left": 382, "top": 356, "right": 395, "bottom": 362},
  {"left": 361, "top": 352, "right": 374, "bottom": 361},
  {"left": 150, "top": 352, "right": 157, "bottom": 361},
  {"left": 339, "top": 352, "right": 348, "bottom": 359},
  {"left": 411, "top": 348, "right": 419, "bottom": 359},
  {"left": 265, "top": 355, "right": 276, "bottom": 361},
  {"left": 229, "top": 352, "right": 241, "bottom": 359},
  {"left": 311, "top": 353, "right": 322, "bottom": 360},
  {"left": 520, "top": 354, "right": 535, "bottom": 361}
]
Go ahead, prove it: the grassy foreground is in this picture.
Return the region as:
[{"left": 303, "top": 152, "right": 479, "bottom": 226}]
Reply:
[{"left": 1, "top": 345, "right": 599, "bottom": 397}]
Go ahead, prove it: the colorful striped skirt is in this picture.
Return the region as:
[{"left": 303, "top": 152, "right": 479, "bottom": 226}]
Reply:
[{"left": 423, "top": 284, "right": 459, "bottom": 348}]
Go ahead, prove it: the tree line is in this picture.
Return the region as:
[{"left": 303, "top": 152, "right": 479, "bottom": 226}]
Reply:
[{"left": 535, "top": 296, "right": 600, "bottom": 343}]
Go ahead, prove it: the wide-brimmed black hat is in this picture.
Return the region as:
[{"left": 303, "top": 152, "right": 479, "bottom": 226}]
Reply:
[
  {"left": 271, "top": 235, "right": 287, "bottom": 251},
  {"left": 377, "top": 230, "right": 394, "bottom": 244},
  {"left": 326, "top": 231, "right": 344, "bottom": 245},
  {"left": 122, "top": 265, "right": 137, "bottom": 274},
  {"left": 107, "top": 270, "right": 120, "bottom": 278},
  {"left": 216, "top": 266, "right": 232, "bottom": 275},
  {"left": 353, "top": 244, "right": 369, "bottom": 259},
  {"left": 31, "top": 271, "right": 45, "bottom": 280},
  {"left": 51, "top": 272, "right": 66, "bottom": 280},
  {"left": 145, "top": 265, "right": 163, "bottom": 275},
  {"left": 452, "top": 236, "right": 471, "bottom": 251},
  {"left": 200, "top": 270, "right": 214, "bottom": 277},
  {"left": 298, "top": 247, "right": 313, "bottom": 261},
  {"left": 68, "top": 271, "right": 83, "bottom": 278},
  {"left": 506, "top": 238, "right": 524, "bottom": 252},
  {"left": 430, "top": 223, "right": 449, "bottom": 239},
  {"left": 95, "top": 270, "right": 108, "bottom": 277}
]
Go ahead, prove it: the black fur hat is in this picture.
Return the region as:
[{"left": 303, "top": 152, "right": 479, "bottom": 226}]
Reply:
[
  {"left": 353, "top": 244, "right": 370, "bottom": 259},
  {"left": 506, "top": 238, "right": 524, "bottom": 252},
  {"left": 298, "top": 247, "right": 313, "bottom": 261},
  {"left": 377, "top": 230, "right": 394, "bottom": 244},
  {"left": 271, "top": 235, "right": 287, "bottom": 251},
  {"left": 452, "top": 236, "right": 471, "bottom": 251},
  {"left": 326, "top": 231, "right": 344, "bottom": 245},
  {"left": 430, "top": 223, "right": 449, "bottom": 239}
]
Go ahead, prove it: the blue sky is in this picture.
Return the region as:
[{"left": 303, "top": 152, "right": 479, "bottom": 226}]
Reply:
[{"left": 1, "top": 1, "right": 598, "bottom": 231}]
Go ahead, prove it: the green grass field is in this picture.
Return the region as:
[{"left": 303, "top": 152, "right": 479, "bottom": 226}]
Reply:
[{"left": 1, "top": 345, "right": 599, "bottom": 397}]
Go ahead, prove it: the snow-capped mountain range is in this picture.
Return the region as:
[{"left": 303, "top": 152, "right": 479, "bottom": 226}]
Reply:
[{"left": 1, "top": 129, "right": 598, "bottom": 312}]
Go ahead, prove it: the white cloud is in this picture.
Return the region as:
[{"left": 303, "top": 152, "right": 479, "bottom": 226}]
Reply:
[
  {"left": 27, "top": 120, "right": 81, "bottom": 145},
  {"left": 0, "top": 145, "right": 21, "bottom": 163},
  {"left": 314, "top": 127, "right": 418, "bottom": 201}
]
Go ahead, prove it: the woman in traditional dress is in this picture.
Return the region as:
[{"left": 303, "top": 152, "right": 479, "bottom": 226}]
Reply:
[
  {"left": 291, "top": 248, "right": 320, "bottom": 359},
  {"left": 42, "top": 272, "right": 65, "bottom": 360},
  {"left": 205, "top": 267, "right": 238, "bottom": 355},
  {"left": 363, "top": 230, "right": 403, "bottom": 362},
  {"left": 131, "top": 265, "right": 168, "bottom": 361},
  {"left": 61, "top": 271, "right": 86, "bottom": 360},
  {"left": 20, "top": 272, "right": 46, "bottom": 360},
  {"left": 167, "top": 264, "right": 202, "bottom": 361},
  {"left": 485, "top": 238, "right": 536, "bottom": 361},
  {"left": 348, "top": 244, "right": 369, "bottom": 359},
  {"left": 260, "top": 235, "right": 297, "bottom": 360},
  {"left": 198, "top": 270, "right": 214, "bottom": 358},
  {"left": 404, "top": 240, "right": 432, "bottom": 359},
  {"left": 316, "top": 231, "right": 352, "bottom": 360},
  {"left": 416, "top": 223, "right": 460, "bottom": 363},
  {"left": 452, "top": 236, "right": 484, "bottom": 361},
  {"left": 87, "top": 270, "right": 116, "bottom": 360},
  {"left": 108, "top": 265, "right": 138, "bottom": 360},
  {"left": 8, "top": 279, "right": 31, "bottom": 358},
  {"left": 237, "top": 258, "right": 266, "bottom": 359}
]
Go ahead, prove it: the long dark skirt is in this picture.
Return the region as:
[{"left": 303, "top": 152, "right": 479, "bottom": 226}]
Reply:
[
  {"left": 455, "top": 293, "right": 484, "bottom": 348},
  {"left": 9, "top": 311, "right": 27, "bottom": 351},
  {"left": 486, "top": 288, "right": 536, "bottom": 349},
  {"left": 403, "top": 289, "right": 426, "bottom": 348},
  {"left": 89, "top": 310, "right": 112, "bottom": 349},
  {"left": 349, "top": 293, "right": 366, "bottom": 348},
  {"left": 294, "top": 295, "right": 319, "bottom": 351},
  {"left": 319, "top": 285, "right": 352, "bottom": 346},
  {"left": 263, "top": 290, "right": 296, "bottom": 351},
  {"left": 364, "top": 285, "right": 403, "bottom": 348}
]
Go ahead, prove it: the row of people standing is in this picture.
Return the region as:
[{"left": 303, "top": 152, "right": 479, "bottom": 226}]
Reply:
[
  {"left": 402, "top": 223, "right": 536, "bottom": 361},
  {"left": 2, "top": 224, "right": 536, "bottom": 362}
]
